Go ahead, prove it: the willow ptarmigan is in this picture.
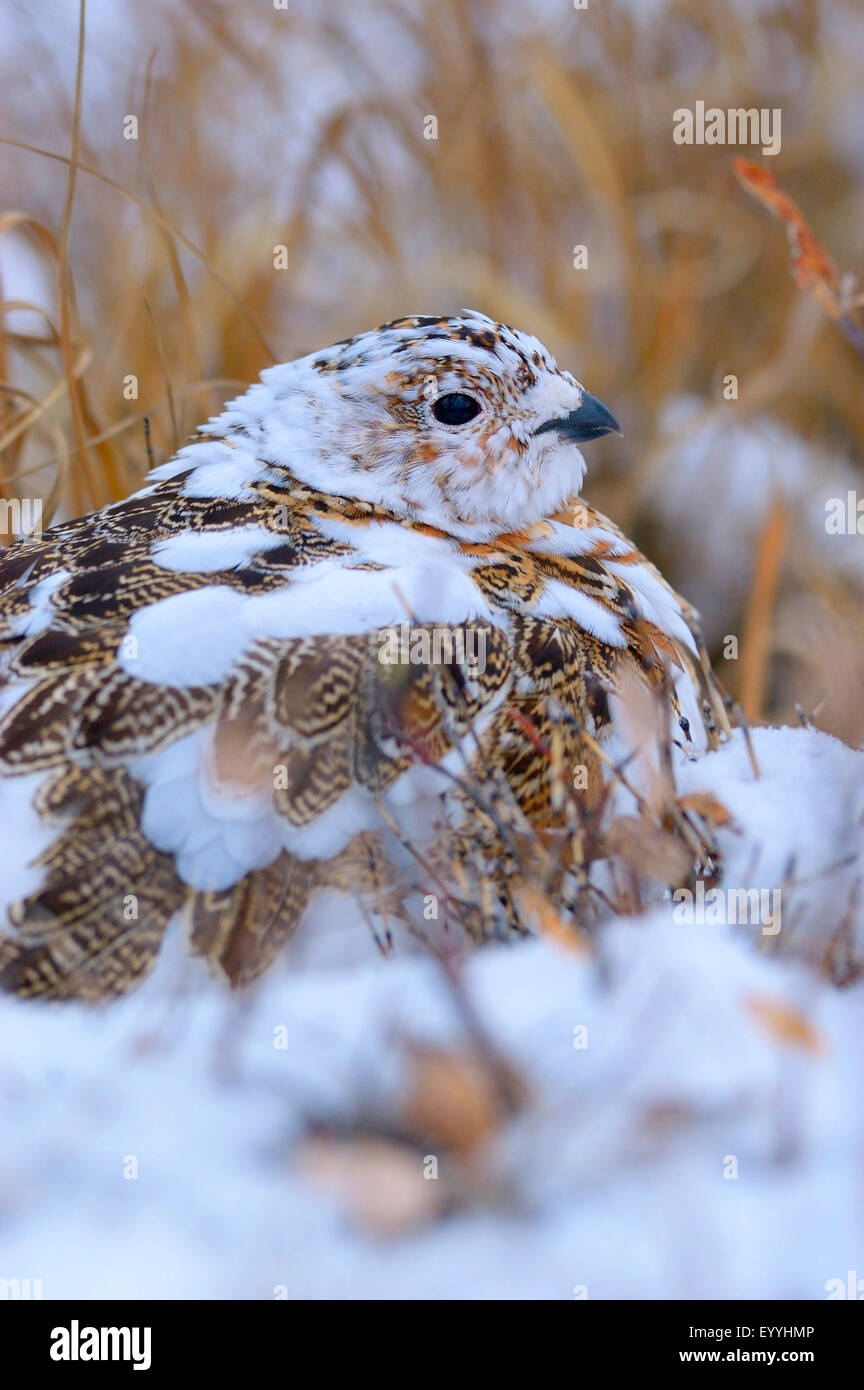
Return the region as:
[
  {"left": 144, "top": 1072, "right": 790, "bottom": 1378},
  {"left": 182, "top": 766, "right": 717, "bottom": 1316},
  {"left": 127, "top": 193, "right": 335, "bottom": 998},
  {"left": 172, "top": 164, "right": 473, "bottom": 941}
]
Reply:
[{"left": 0, "top": 312, "right": 729, "bottom": 1000}]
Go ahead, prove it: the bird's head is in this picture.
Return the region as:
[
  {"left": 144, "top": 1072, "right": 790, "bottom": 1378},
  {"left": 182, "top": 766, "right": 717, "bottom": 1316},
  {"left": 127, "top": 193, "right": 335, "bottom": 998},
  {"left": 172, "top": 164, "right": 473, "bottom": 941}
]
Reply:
[{"left": 211, "top": 311, "right": 620, "bottom": 538}]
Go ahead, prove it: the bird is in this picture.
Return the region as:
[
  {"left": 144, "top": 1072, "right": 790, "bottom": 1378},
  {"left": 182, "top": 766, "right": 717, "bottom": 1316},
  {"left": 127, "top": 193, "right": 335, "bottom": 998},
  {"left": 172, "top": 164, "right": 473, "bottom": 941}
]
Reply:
[{"left": 0, "top": 311, "right": 729, "bottom": 1001}]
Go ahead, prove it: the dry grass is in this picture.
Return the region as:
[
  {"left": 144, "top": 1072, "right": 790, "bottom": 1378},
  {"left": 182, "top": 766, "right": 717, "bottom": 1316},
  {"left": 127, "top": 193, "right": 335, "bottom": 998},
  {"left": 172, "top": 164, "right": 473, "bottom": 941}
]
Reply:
[{"left": 1, "top": 0, "right": 863, "bottom": 739}]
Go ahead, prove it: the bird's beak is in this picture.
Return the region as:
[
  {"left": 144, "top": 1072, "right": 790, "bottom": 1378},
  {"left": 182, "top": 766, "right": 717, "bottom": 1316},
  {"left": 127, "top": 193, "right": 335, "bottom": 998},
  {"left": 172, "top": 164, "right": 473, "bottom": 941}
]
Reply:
[{"left": 534, "top": 392, "right": 622, "bottom": 443}]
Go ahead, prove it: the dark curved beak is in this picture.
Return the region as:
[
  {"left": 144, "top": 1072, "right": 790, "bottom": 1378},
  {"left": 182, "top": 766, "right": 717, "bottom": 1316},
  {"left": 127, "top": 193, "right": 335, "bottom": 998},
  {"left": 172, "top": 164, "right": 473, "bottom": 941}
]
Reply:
[{"left": 534, "top": 392, "right": 621, "bottom": 443}]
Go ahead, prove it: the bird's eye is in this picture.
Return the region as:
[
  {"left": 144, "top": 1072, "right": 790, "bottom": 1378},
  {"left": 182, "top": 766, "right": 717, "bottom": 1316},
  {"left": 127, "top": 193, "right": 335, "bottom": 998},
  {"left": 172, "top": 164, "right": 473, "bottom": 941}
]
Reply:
[{"left": 432, "top": 393, "right": 481, "bottom": 426}]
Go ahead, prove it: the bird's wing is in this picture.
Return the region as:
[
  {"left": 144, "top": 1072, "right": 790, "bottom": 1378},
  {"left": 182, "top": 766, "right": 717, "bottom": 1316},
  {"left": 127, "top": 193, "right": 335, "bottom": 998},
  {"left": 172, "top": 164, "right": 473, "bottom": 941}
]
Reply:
[
  {"left": 457, "top": 498, "right": 730, "bottom": 754},
  {"left": 0, "top": 471, "right": 511, "bottom": 999}
]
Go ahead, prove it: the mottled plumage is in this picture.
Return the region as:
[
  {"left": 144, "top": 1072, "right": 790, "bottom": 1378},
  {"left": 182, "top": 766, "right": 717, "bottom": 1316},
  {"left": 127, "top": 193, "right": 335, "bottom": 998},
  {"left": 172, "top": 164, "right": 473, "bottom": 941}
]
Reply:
[{"left": 0, "top": 312, "right": 729, "bottom": 999}]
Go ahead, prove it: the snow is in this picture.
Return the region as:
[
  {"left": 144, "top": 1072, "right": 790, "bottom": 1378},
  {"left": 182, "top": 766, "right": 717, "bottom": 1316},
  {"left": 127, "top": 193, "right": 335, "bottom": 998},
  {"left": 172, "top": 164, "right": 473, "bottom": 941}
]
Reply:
[
  {"left": 1, "top": 724, "right": 862, "bottom": 1300},
  {"left": 675, "top": 726, "right": 864, "bottom": 970}
]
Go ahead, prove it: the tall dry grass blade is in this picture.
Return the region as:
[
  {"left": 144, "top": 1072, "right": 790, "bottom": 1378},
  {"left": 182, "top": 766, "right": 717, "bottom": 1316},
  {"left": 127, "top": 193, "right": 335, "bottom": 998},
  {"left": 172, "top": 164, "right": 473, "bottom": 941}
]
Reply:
[
  {"left": 739, "top": 495, "right": 788, "bottom": 721},
  {"left": 0, "top": 136, "right": 277, "bottom": 363},
  {"left": 56, "top": 0, "right": 97, "bottom": 517}
]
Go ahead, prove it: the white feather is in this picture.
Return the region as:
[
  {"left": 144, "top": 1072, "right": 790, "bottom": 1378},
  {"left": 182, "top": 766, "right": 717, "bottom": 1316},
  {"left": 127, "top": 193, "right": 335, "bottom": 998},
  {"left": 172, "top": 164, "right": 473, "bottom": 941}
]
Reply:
[
  {"left": 532, "top": 577, "right": 627, "bottom": 647},
  {"left": 152, "top": 528, "right": 284, "bottom": 574}
]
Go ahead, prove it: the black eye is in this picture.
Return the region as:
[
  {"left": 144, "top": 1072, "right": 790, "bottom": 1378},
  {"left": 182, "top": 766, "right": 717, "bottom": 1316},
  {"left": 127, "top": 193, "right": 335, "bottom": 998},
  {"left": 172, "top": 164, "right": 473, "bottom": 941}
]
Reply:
[{"left": 432, "top": 393, "right": 481, "bottom": 426}]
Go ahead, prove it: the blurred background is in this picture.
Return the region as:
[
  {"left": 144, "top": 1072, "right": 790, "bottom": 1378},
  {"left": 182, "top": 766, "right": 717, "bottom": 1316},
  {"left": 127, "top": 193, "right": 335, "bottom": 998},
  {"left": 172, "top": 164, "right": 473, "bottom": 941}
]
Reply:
[{"left": 2, "top": 0, "right": 864, "bottom": 741}]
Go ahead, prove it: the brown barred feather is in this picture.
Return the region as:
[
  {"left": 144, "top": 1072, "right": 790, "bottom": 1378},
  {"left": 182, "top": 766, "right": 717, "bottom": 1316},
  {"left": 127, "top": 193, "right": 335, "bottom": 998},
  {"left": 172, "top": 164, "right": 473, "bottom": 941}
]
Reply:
[
  {"left": 0, "top": 767, "right": 186, "bottom": 1000},
  {"left": 189, "top": 852, "right": 313, "bottom": 988}
]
